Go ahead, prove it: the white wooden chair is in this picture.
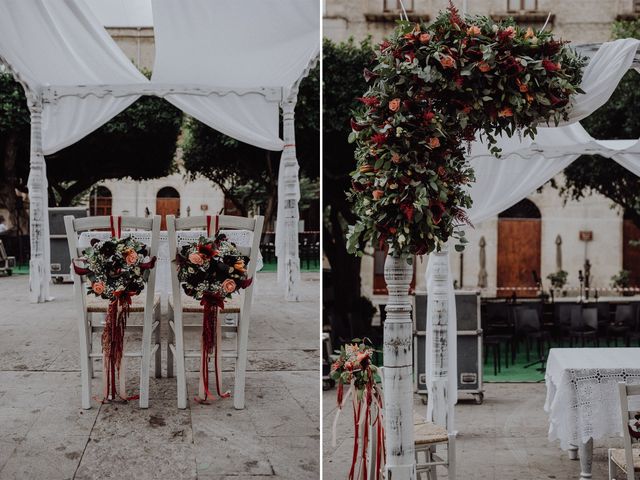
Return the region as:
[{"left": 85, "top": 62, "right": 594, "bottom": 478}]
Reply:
[
  {"left": 609, "top": 382, "right": 640, "bottom": 480},
  {"left": 414, "top": 415, "right": 457, "bottom": 480},
  {"left": 166, "top": 214, "right": 264, "bottom": 410},
  {"left": 64, "top": 215, "right": 162, "bottom": 409}
]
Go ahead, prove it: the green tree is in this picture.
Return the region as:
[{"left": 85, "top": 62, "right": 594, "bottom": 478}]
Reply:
[
  {"left": 560, "top": 21, "right": 640, "bottom": 226},
  {"left": 0, "top": 73, "right": 183, "bottom": 221},
  {"left": 181, "top": 64, "right": 319, "bottom": 230},
  {"left": 323, "top": 38, "right": 376, "bottom": 342}
]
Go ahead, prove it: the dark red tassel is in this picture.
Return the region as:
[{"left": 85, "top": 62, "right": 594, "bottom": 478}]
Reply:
[
  {"left": 101, "top": 294, "right": 130, "bottom": 401},
  {"left": 196, "top": 294, "right": 229, "bottom": 403}
]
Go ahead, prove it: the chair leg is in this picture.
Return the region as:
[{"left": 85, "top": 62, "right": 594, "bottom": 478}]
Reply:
[
  {"left": 167, "top": 302, "right": 174, "bottom": 379},
  {"left": 234, "top": 311, "right": 249, "bottom": 409},
  {"left": 79, "top": 312, "right": 92, "bottom": 409},
  {"left": 174, "top": 307, "right": 188, "bottom": 409},
  {"left": 448, "top": 432, "right": 457, "bottom": 480},
  {"left": 154, "top": 302, "right": 162, "bottom": 379},
  {"left": 139, "top": 304, "right": 154, "bottom": 409}
]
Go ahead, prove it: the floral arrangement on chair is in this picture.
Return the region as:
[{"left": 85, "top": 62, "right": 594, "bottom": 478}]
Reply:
[
  {"left": 331, "top": 341, "right": 384, "bottom": 480},
  {"left": 73, "top": 235, "right": 156, "bottom": 402},
  {"left": 629, "top": 412, "right": 640, "bottom": 440},
  {"left": 176, "top": 233, "right": 252, "bottom": 403},
  {"left": 347, "top": 2, "right": 586, "bottom": 257}
]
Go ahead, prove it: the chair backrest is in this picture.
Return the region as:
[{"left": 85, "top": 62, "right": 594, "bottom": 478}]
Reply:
[
  {"left": 515, "top": 306, "right": 540, "bottom": 332},
  {"left": 167, "top": 214, "right": 265, "bottom": 312},
  {"left": 616, "top": 304, "right": 635, "bottom": 327},
  {"left": 618, "top": 382, "right": 640, "bottom": 480},
  {"left": 64, "top": 215, "right": 161, "bottom": 312},
  {"left": 582, "top": 307, "right": 598, "bottom": 330},
  {"left": 570, "top": 306, "right": 583, "bottom": 330},
  {"left": 554, "top": 303, "right": 575, "bottom": 327}
]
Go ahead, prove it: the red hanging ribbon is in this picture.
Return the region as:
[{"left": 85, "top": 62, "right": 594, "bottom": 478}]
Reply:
[
  {"left": 110, "top": 215, "right": 122, "bottom": 238},
  {"left": 195, "top": 293, "right": 230, "bottom": 404},
  {"left": 206, "top": 215, "right": 219, "bottom": 238},
  {"left": 101, "top": 291, "right": 134, "bottom": 402}
]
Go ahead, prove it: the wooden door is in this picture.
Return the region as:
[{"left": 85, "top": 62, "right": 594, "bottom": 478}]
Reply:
[
  {"left": 156, "top": 198, "right": 180, "bottom": 230},
  {"left": 623, "top": 219, "right": 640, "bottom": 287},
  {"left": 497, "top": 219, "right": 541, "bottom": 298}
]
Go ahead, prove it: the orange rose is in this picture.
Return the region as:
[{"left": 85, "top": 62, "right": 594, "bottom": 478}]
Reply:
[
  {"left": 92, "top": 282, "right": 105, "bottom": 295},
  {"left": 429, "top": 137, "right": 440, "bottom": 148},
  {"left": 188, "top": 252, "right": 204, "bottom": 265},
  {"left": 498, "top": 107, "right": 513, "bottom": 117},
  {"left": 419, "top": 33, "right": 431, "bottom": 44},
  {"left": 467, "top": 25, "right": 481, "bottom": 36},
  {"left": 388, "top": 98, "right": 401, "bottom": 112},
  {"left": 125, "top": 250, "right": 138, "bottom": 265},
  {"left": 440, "top": 55, "right": 455, "bottom": 69},
  {"left": 478, "top": 62, "right": 491, "bottom": 73},
  {"left": 372, "top": 190, "right": 384, "bottom": 200},
  {"left": 526, "top": 93, "right": 534, "bottom": 103},
  {"left": 222, "top": 279, "right": 236, "bottom": 293},
  {"left": 391, "top": 152, "right": 401, "bottom": 164},
  {"left": 524, "top": 27, "right": 535, "bottom": 39},
  {"left": 234, "top": 259, "right": 246, "bottom": 273}
]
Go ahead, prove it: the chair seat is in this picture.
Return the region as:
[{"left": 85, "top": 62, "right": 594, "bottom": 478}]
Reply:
[
  {"left": 87, "top": 294, "right": 160, "bottom": 313},
  {"left": 414, "top": 417, "right": 449, "bottom": 445},
  {"left": 170, "top": 294, "right": 242, "bottom": 314},
  {"left": 611, "top": 447, "right": 640, "bottom": 472}
]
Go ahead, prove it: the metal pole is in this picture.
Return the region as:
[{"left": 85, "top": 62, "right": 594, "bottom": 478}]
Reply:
[{"left": 383, "top": 254, "right": 416, "bottom": 479}]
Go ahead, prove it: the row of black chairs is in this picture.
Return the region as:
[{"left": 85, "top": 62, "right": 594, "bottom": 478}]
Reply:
[
  {"left": 482, "top": 301, "right": 640, "bottom": 375},
  {"left": 260, "top": 232, "right": 320, "bottom": 268}
]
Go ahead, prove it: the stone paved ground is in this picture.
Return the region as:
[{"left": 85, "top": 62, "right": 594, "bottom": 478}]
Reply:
[
  {"left": 324, "top": 383, "right": 624, "bottom": 480},
  {"left": 0, "top": 272, "right": 319, "bottom": 480}
]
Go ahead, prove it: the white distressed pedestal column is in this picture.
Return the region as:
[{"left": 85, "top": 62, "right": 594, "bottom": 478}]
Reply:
[
  {"left": 426, "top": 248, "right": 454, "bottom": 430},
  {"left": 383, "top": 254, "right": 416, "bottom": 479},
  {"left": 27, "top": 98, "right": 51, "bottom": 303},
  {"left": 277, "top": 100, "right": 301, "bottom": 302}
]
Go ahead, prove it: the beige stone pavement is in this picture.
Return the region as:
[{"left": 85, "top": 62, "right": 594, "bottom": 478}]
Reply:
[
  {"left": 0, "top": 272, "right": 320, "bottom": 480},
  {"left": 324, "top": 383, "right": 627, "bottom": 480}
]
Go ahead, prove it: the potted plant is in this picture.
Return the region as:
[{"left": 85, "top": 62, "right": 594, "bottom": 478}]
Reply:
[
  {"left": 611, "top": 270, "right": 633, "bottom": 296},
  {"left": 547, "top": 270, "right": 568, "bottom": 297}
]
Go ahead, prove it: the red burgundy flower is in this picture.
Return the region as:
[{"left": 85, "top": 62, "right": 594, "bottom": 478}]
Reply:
[
  {"left": 357, "top": 96, "right": 380, "bottom": 107},
  {"left": 542, "top": 59, "right": 561, "bottom": 72},
  {"left": 350, "top": 118, "right": 366, "bottom": 131},
  {"left": 429, "top": 200, "right": 446, "bottom": 225},
  {"left": 400, "top": 203, "right": 415, "bottom": 222},
  {"left": 371, "top": 133, "right": 388, "bottom": 146}
]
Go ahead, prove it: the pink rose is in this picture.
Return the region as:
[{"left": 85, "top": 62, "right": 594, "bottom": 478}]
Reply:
[
  {"left": 222, "top": 279, "right": 236, "bottom": 293},
  {"left": 188, "top": 253, "right": 204, "bottom": 265},
  {"left": 92, "top": 282, "right": 105, "bottom": 295}
]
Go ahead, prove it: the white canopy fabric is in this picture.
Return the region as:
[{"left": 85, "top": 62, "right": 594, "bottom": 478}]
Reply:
[
  {"left": 83, "top": 0, "right": 153, "bottom": 27},
  {"left": 151, "top": 0, "right": 319, "bottom": 151},
  {"left": 0, "top": 0, "right": 148, "bottom": 154},
  {"left": 426, "top": 38, "right": 640, "bottom": 415}
]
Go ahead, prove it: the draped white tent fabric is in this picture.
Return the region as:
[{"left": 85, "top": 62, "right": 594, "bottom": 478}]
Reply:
[
  {"left": 0, "top": 0, "right": 319, "bottom": 303},
  {"left": 425, "top": 37, "right": 640, "bottom": 426}
]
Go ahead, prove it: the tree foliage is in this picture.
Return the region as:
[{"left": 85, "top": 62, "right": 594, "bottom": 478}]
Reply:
[
  {"left": 561, "top": 21, "right": 640, "bottom": 226},
  {"left": 0, "top": 72, "right": 183, "bottom": 218},
  {"left": 181, "top": 63, "right": 319, "bottom": 229},
  {"left": 323, "top": 38, "right": 377, "bottom": 342}
]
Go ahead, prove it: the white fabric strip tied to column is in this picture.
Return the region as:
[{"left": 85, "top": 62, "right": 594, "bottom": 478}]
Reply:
[{"left": 423, "top": 37, "right": 640, "bottom": 429}]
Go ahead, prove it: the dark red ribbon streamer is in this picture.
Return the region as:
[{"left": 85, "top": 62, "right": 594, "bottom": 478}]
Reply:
[
  {"left": 195, "top": 293, "right": 229, "bottom": 403},
  {"left": 102, "top": 291, "right": 133, "bottom": 401}
]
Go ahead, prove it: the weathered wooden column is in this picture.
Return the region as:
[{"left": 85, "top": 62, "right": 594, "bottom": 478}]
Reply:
[
  {"left": 425, "top": 247, "right": 454, "bottom": 430},
  {"left": 27, "top": 97, "right": 51, "bottom": 303},
  {"left": 277, "top": 99, "right": 301, "bottom": 301},
  {"left": 383, "top": 254, "right": 416, "bottom": 479}
]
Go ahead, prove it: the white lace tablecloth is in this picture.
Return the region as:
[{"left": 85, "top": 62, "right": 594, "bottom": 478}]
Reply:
[
  {"left": 77, "top": 230, "right": 262, "bottom": 295},
  {"left": 544, "top": 348, "right": 640, "bottom": 450}
]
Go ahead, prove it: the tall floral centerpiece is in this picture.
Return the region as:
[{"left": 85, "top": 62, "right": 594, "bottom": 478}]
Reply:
[{"left": 344, "top": 3, "right": 586, "bottom": 478}]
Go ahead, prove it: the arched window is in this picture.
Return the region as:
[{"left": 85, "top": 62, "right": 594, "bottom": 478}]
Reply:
[
  {"left": 156, "top": 187, "right": 180, "bottom": 229},
  {"left": 497, "top": 198, "right": 542, "bottom": 297},
  {"left": 89, "top": 186, "right": 112, "bottom": 216}
]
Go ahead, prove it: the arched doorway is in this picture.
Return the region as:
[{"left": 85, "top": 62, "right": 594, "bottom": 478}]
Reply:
[
  {"left": 622, "top": 210, "right": 640, "bottom": 288},
  {"left": 89, "top": 186, "right": 112, "bottom": 216},
  {"left": 156, "top": 187, "right": 180, "bottom": 230},
  {"left": 497, "top": 198, "right": 541, "bottom": 298}
]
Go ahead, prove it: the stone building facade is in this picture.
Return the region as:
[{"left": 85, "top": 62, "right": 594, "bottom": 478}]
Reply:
[{"left": 324, "top": 0, "right": 640, "bottom": 300}]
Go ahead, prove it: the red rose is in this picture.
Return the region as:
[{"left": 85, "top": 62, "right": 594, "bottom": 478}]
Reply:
[
  {"left": 429, "top": 201, "right": 446, "bottom": 225},
  {"left": 423, "top": 111, "right": 435, "bottom": 123},
  {"left": 542, "top": 59, "right": 561, "bottom": 72}
]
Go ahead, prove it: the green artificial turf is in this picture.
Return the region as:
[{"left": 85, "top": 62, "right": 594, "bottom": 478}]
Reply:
[{"left": 260, "top": 259, "right": 320, "bottom": 272}]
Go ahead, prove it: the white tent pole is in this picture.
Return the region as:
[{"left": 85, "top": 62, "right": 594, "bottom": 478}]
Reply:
[
  {"left": 383, "top": 254, "right": 416, "bottom": 479},
  {"left": 26, "top": 95, "right": 51, "bottom": 303},
  {"left": 279, "top": 98, "right": 301, "bottom": 302}
]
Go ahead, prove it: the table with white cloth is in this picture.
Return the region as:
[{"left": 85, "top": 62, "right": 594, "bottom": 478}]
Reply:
[
  {"left": 544, "top": 348, "right": 640, "bottom": 478},
  {"left": 77, "top": 230, "right": 263, "bottom": 296}
]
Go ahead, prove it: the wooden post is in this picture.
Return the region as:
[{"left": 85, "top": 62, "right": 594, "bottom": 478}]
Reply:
[
  {"left": 27, "top": 98, "right": 51, "bottom": 303},
  {"left": 426, "top": 247, "right": 454, "bottom": 430},
  {"left": 278, "top": 99, "right": 301, "bottom": 302},
  {"left": 383, "top": 254, "right": 416, "bottom": 479}
]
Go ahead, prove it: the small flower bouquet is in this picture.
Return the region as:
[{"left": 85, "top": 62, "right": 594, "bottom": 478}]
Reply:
[
  {"left": 73, "top": 235, "right": 156, "bottom": 402},
  {"left": 629, "top": 412, "right": 640, "bottom": 440},
  {"left": 175, "top": 233, "right": 252, "bottom": 402},
  {"left": 331, "top": 341, "right": 385, "bottom": 480}
]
